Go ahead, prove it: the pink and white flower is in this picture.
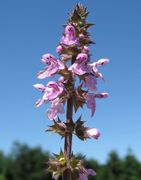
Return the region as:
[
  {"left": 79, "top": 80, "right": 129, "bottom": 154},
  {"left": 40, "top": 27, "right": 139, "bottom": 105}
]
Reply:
[
  {"left": 56, "top": 45, "right": 63, "bottom": 54},
  {"left": 34, "top": 81, "right": 64, "bottom": 107},
  {"left": 37, "top": 54, "right": 65, "bottom": 79},
  {"left": 85, "top": 128, "right": 100, "bottom": 139},
  {"left": 33, "top": 83, "right": 46, "bottom": 92},
  {"left": 61, "top": 25, "right": 78, "bottom": 46},
  {"left": 85, "top": 92, "right": 109, "bottom": 117},
  {"left": 78, "top": 168, "right": 96, "bottom": 180},
  {"left": 87, "top": 58, "right": 109, "bottom": 80},
  {"left": 43, "top": 81, "right": 64, "bottom": 101},
  {"left": 82, "top": 75, "right": 97, "bottom": 91},
  {"left": 46, "top": 98, "right": 64, "bottom": 120},
  {"left": 85, "top": 94, "right": 96, "bottom": 117},
  {"left": 82, "top": 46, "right": 89, "bottom": 54},
  {"left": 69, "top": 53, "right": 88, "bottom": 75}
]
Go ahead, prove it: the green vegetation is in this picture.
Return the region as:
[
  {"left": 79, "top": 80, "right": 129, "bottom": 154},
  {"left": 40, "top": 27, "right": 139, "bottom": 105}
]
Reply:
[{"left": 0, "top": 143, "right": 141, "bottom": 180}]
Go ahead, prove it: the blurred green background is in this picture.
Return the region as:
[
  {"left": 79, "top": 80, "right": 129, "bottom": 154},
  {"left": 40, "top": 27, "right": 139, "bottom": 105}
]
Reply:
[{"left": 0, "top": 142, "right": 141, "bottom": 180}]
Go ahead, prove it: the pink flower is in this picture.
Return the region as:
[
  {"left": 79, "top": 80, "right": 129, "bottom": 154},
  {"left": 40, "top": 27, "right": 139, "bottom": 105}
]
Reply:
[
  {"left": 56, "top": 45, "right": 63, "bottom": 54},
  {"left": 61, "top": 36, "right": 78, "bottom": 46},
  {"left": 43, "top": 81, "right": 64, "bottom": 101},
  {"left": 85, "top": 92, "right": 108, "bottom": 116},
  {"left": 69, "top": 53, "right": 88, "bottom": 75},
  {"left": 33, "top": 84, "right": 45, "bottom": 92},
  {"left": 46, "top": 98, "right": 64, "bottom": 120},
  {"left": 78, "top": 169, "right": 96, "bottom": 180},
  {"left": 96, "top": 58, "right": 109, "bottom": 67},
  {"left": 37, "top": 54, "right": 65, "bottom": 79},
  {"left": 85, "top": 94, "right": 96, "bottom": 117},
  {"left": 82, "top": 75, "right": 97, "bottom": 91},
  {"left": 85, "top": 128, "right": 100, "bottom": 139},
  {"left": 87, "top": 58, "right": 109, "bottom": 80},
  {"left": 78, "top": 173, "right": 87, "bottom": 180},
  {"left": 60, "top": 25, "right": 78, "bottom": 46},
  {"left": 82, "top": 46, "right": 89, "bottom": 53},
  {"left": 87, "top": 169, "right": 96, "bottom": 176},
  {"left": 64, "top": 25, "right": 76, "bottom": 37},
  {"left": 76, "top": 53, "right": 88, "bottom": 62},
  {"left": 34, "top": 81, "right": 64, "bottom": 107}
]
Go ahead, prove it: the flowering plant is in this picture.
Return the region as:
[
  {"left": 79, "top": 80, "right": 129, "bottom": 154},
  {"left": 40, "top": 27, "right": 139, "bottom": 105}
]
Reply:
[{"left": 34, "top": 4, "right": 109, "bottom": 180}]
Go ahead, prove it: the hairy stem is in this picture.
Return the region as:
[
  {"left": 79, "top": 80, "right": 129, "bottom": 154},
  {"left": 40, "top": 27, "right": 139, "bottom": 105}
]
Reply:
[
  {"left": 63, "top": 97, "right": 73, "bottom": 180},
  {"left": 63, "top": 58, "right": 75, "bottom": 180}
]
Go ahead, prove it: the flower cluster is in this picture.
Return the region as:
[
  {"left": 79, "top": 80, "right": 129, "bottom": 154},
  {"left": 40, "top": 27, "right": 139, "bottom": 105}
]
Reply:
[
  {"left": 34, "top": 35, "right": 109, "bottom": 120},
  {"left": 34, "top": 3, "right": 109, "bottom": 180}
]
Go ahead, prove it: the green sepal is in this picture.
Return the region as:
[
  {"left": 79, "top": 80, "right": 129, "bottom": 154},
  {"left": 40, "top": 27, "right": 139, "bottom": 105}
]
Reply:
[
  {"left": 74, "top": 116, "right": 87, "bottom": 141},
  {"left": 46, "top": 120, "right": 66, "bottom": 137},
  {"left": 73, "top": 87, "right": 86, "bottom": 112},
  {"left": 69, "top": 3, "right": 89, "bottom": 23},
  {"left": 48, "top": 151, "right": 67, "bottom": 179}
]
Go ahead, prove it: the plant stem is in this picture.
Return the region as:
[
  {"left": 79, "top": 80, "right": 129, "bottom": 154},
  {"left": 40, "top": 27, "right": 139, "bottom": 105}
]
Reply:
[
  {"left": 63, "top": 89, "right": 73, "bottom": 180},
  {"left": 65, "top": 96, "right": 73, "bottom": 157},
  {"left": 63, "top": 58, "right": 75, "bottom": 180}
]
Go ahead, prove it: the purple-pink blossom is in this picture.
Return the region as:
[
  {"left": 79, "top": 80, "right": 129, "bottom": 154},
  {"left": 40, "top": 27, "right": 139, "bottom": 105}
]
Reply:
[
  {"left": 87, "top": 58, "right": 109, "bottom": 80},
  {"left": 85, "top": 128, "right": 100, "bottom": 139},
  {"left": 82, "top": 75, "right": 97, "bottom": 91},
  {"left": 69, "top": 53, "right": 88, "bottom": 75},
  {"left": 96, "top": 58, "right": 109, "bottom": 67},
  {"left": 33, "top": 83, "right": 46, "bottom": 92},
  {"left": 76, "top": 53, "right": 88, "bottom": 62},
  {"left": 85, "top": 94, "right": 96, "bottom": 117},
  {"left": 85, "top": 92, "right": 108, "bottom": 116},
  {"left": 43, "top": 81, "right": 64, "bottom": 101},
  {"left": 64, "top": 25, "right": 76, "bottom": 37},
  {"left": 34, "top": 81, "right": 64, "bottom": 107},
  {"left": 78, "top": 169, "right": 96, "bottom": 180},
  {"left": 46, "top": 98, "right": 64, "bottom": 120},
  {"left": 37, "top": 54, "right": 65, "bottom": 79},
  {"left": 60, "top": 25, "right": 78, "bottom": 46},
  {"left": 82, "top": 46, "right": 89, "bottom": 53},
  {"left": 56, "top": 45, "right": 63, "bottom": 54}
]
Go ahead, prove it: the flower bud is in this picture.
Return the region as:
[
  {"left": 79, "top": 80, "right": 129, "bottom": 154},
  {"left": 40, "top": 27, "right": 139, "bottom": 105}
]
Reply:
[
  {"left": 82, "top": 46, "right": 89, "bottom": 53},
  {"left": 56, "top": 45, "right": 63, "bottom": 54},
  {"left": 85, "top": 128, "right": 100, "bottom": 139},
  {"left": 79, "top": 33, "right": 85, "bottom": 39}
]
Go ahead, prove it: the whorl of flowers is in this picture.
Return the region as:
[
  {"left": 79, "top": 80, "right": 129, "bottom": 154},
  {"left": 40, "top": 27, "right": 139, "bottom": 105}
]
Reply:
[{"left": 34, "top": 3, "right": 109, "bottom": 180}]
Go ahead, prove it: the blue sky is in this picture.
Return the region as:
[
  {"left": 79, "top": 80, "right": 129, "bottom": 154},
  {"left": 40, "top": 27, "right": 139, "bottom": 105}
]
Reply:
[{"left": 0, "top": 0, "right": 141, "bottom": 163}]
